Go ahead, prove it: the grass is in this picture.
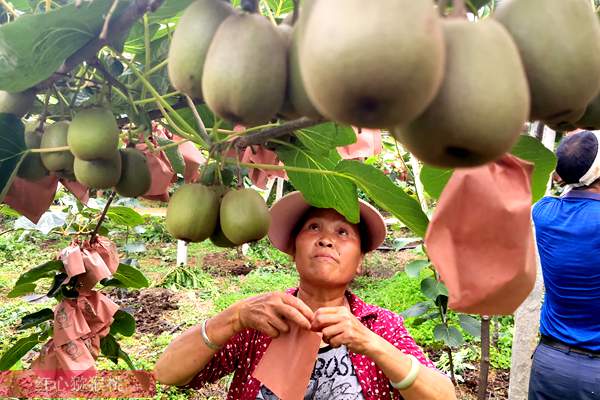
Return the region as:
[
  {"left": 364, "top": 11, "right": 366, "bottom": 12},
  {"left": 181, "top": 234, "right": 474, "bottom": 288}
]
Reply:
[{"left": 0, "top": 215, "right": 515, "bottom": 399}]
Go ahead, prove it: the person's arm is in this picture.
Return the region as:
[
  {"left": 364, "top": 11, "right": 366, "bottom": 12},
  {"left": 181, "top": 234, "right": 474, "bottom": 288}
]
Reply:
[
  {"left": 311, "top": 307, "right": 456, "bottom": 400},
  {"left": 153, "top": 292, "right": 314, "bottom": 387}
]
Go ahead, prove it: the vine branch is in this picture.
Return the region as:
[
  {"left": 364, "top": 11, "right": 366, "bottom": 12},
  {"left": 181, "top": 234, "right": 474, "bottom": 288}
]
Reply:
[
  {"left": 33, "top": 0, "right": 165, "bottom": 90},
  {"left": 90, "top": 57, "right": 130, "bottom": 96},
  {"left": 89, "top": 191, "right": 117, "bottom": 244}
]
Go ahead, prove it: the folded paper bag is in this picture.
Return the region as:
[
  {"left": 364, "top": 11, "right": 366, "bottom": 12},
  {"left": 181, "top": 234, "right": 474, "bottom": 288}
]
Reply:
[
  {"left": 252, "top": 325, "right": 322, "bottom": 400},
  {"left": 425, "top": 154, "right": 537, "bottom": 315}
]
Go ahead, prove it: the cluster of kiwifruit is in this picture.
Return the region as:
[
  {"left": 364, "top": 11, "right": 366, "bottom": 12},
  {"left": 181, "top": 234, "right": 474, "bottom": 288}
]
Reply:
[
  {"left": 165, "top": 181, "right": 271, "bottom": 247},
  {"left": 5, "top": 100, "right": 152, "bottom": 198},
  {"left": 168, "top": 0, "right": 600, "bottom": 168}
]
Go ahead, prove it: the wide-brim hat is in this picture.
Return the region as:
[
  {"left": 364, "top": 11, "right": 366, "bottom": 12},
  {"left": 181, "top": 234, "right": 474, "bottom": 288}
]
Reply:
[{"left": 268, "top": 191, "right": 387, "bottom": 255}]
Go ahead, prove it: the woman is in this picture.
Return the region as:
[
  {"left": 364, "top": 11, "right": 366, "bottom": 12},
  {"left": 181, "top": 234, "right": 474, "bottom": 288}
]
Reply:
[{"left": 154, "top": 191, "right": 456, "bottom": 399}]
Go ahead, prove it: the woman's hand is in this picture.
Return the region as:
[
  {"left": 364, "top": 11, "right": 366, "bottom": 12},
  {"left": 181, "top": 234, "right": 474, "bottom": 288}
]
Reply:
[
  {"left": 310, "top": 306, "right": 377, "bottom": 355},
  {"left": 236, "top": 292, "right": 315, "bottom": 338}
]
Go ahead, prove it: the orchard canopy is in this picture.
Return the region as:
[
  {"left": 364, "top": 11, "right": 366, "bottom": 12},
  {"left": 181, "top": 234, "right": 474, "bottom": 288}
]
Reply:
[{"left": 3, "top": 0, "right": 600, "bottom": 380}]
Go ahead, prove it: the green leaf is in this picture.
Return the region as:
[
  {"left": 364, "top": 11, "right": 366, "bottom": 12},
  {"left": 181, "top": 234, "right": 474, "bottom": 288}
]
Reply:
[
  {"left": 295, "top": 123, "right": 356, "bottom": 155},
  {"left": 0, "top": 0, "right": 127, "bottom": 92},
  {"left": 459, "top": 314, "right": 482, "bottom": 338},
  {"left": 0, "top": 204, "right": 20, "bottom": 217},
  {"left": 0, "top": 332, "right": 40, "bottom": 370},
  {"left": 510, "top": 135, "right": 557, "bottom": 203},
  {"left": 0, "top": 114, "right": 26, "bottom": 202},
  {"left": 434, "top": 324, "right": 464, "bottom": 348},
  {"left": 335, "top": 160, "right": 429, "bottom": 237},
  {"left": 112, "top": 263, "right": 150, "bottom": 289},
  {"left": 18, "top": 308, "right": 54, "bottom": 330},
  {"left": 276, "top": 145, "right": 359, "bottom": 223},
  {"left": 13, "top": 260, "right": 64, "bottom": 286},
  {"left": 106, "top": 206, "right": 145, "bottom": 228},
  {"left": 400, "top": 301, "right": 431, "bottom": 319},
  {"left": 420, "top": 166, "right": 453, "bottom": 200},
  {"left": 100, "top": 334, "right": 120, "bottom": 364},
  {"left": 7, "top": 283, "right": 36, "bottom": 298},
  {"left": 118, "top": 348, "right": 136, "bottom": 370},
  {"left": 156, "top": 137, "right": 185, "bottom": 175},
  {"left": 110, "top": 310, "right": 136, "bottom": 337},
  {"left": 149, "top": 0, "right": 194, "bottom": 22},
  {"left": 405, "top": 260, "right": 430, "bottom": 278},
  {"left": 420, "top": 277, "right": 448, "bottom": 300}
]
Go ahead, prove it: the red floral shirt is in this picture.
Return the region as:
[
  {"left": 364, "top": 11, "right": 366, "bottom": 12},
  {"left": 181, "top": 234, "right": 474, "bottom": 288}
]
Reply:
[{"left": 186, "top": 289, "right": 437, "bottom": 399}]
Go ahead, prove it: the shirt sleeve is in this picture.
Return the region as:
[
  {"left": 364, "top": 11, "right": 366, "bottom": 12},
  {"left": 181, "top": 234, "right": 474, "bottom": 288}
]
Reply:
[{"left": 182, "top": 328, "right": 249, "bottom": 389}]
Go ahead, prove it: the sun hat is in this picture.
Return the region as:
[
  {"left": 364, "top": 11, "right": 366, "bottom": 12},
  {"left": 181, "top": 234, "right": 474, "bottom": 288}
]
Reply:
[{"left": 268, "top": 191, "right": 387, "bottom": 255}]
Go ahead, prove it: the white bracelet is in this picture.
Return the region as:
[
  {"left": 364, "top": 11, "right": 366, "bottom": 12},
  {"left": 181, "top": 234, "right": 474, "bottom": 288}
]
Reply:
[
  {"left": 390, "top": 354, "right": 421, "bottom": 390},
  {"left": 201, "top": 319, "right": 221, "bottom": 351}
]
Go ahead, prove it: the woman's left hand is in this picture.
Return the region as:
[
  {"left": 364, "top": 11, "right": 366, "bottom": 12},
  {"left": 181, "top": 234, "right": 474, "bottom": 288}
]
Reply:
[{"left": 310, "top": 306, "right": 378, "bottom": 355}]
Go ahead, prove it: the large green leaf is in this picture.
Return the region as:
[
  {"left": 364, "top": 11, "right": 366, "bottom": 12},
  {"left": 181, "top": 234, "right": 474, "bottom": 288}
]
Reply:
[
  {"left": 13, "top": 260, "right": 64, "bottom": 287},
  {"left": 7, "top": 283, "right": 36, "bottom": 298},
  {"left": 335, "top": 160, "right": 429, "bottom": 237},
  {"left": 511, "top": 135, "right": 557, "bottom": 202},
  {"left": 0, "top": 113, "right": 26, "bottom": 202},
  {"left": 156, "top": 137, "right": 185, "bottom": 175},
  {"left": 420, "top": 277, "right": 448, "bottom": 300},
  {"left": 459, "top": 314, "right": 482, "bottom": 338},
  {"left": 0, "top": 0, "right": 127, "bottom": 92},
  {"left": 110, "top": 310, "right": 136, "bottom": 337},
  {"left": 295, "top": 123, "right": 356, "bottom": 155},
  {"left": 106, "top": 206, "right": 145, "bottom": 228},
  {"left": 405, "top": 259, "right": 431, "bottom": 278},
  {"left": 400, "top": 301, "right": 431, "bottom": 319},
  {"left": 420, "top": 135, "right": 557, "bottom": 202},
  {"left": 277, "top": 145, "right": 359, "bottom": 223},
  {"left": 100, "top": 334, "right": 120, "bottom": 364},
  {"left": 149, "top": 0, "right": 194, "bottom": 22},
  {"left": 0, "top": 332, "right": 40, "bottom": 370},
  {"left": 112, "top": 263, "right": 150, "bottom": 289}
]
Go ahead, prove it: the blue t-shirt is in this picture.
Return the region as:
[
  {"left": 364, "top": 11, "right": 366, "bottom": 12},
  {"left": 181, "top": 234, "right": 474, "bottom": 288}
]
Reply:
[{"left": 533, "top": 190, "right": 600, "bottom": 351}]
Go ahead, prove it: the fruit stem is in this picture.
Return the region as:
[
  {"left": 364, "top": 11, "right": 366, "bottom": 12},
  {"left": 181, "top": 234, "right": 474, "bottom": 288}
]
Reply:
[
  {"left": 134, "top": 91, "right": 179, "bottom": 105},
  {"left": 30, "top": 146, "right": 71, "bottom": 153},
  {"left": 260, "top": 0, "right": 277, "bottom": 24},
  {"left": 185, "top": 95, "right": 212, "bottom": 146},
  {"left": 89, "top": 191, "right": 117, "bottom": 244},
  {"left": 141, "top": 14, "right": 152, "bottom": 100},
  {"left": 155, "top": 138, "right": 190, "bottom": 152},
  {"left": 0, "top": 0, "right": 18, "bottom": 17}
]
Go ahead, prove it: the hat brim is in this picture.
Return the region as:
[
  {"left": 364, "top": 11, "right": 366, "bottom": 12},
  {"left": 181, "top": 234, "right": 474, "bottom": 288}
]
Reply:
[{"left": 268, "top": 191, "right": 387, "bottom": 255}]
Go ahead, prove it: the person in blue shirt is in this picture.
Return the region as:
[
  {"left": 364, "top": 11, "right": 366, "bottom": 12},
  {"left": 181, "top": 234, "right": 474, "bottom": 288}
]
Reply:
[{"left": 529, "top": 130, "right": 600, "bottom": 400}]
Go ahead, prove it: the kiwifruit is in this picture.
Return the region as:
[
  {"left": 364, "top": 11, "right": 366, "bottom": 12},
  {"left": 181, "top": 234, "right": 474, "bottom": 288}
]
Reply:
[
  {"left": 115, "top": 148, "right": 151, "bottom": 197},
  {"left": 277, "top": 23, "right": 301, "bottom": 120},
  {"left": 68, "top": 107, "right": 119, "bottom": 161},
  {"left": 575, "top": 94, "right": 600, "bottom": 130},
  {"left": 393, "top": 19, "right": 529, "bottom": 168},
  {"left": 202, "top": 13, "right": 287, "bottom": 126},
  {"left": 166, "top": 184, "right": 220, "bottom": 243},
  {"left": 73, "top": 151, "right": 122, "bottom": 189},
  {"left": 167, "top": 0, "right": 235, "bottom": 99},
  {"left": 0, "top": 90, "right": 35, "bottom": 118},
  {"left": 17, "top": 124, "right": 48, "bottom": 182},
  {"left": 220, "top": 188, "right": 271, "bottom": 245},
  {"left": 40, "top": 121, "right": 74, "bottom": 175},
  {"left": 299, "top": 0, "right": 445, "bottom": 128},
  {"left": 495, "top": 0, "right": 600, "bottom": 121}
]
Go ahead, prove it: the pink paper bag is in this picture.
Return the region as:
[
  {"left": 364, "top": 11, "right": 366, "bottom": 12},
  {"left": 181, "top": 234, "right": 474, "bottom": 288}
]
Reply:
[
  {"left": 337, "top": 127, "right": 382, "bottom": 160},
  {"left": 252, "top": 326, "right": 321, "bottom": 400},
  {"left": 425, "top": 154, "right": 537, "bottom": 315},
  {"left": 3, "top": 175, "right": 58, "bottom": 223}
]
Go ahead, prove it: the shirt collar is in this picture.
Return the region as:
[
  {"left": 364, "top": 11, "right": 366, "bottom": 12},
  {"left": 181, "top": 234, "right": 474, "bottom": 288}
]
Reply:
[
  {"left": 287, "top": 287, "right": 378, "bottom": 320},
  {"left": 564, "top": 190, "right": 600, "bottom": 201}
]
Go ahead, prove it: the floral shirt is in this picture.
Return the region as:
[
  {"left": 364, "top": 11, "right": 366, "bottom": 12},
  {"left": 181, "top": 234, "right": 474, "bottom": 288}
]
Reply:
[{"left": 185, "top": 288, "right": 436, "bottom": 400}]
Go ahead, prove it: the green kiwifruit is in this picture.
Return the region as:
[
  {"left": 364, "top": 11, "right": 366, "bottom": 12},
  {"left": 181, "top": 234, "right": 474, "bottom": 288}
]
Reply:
[
  {"left": 0, "top": 90, "right": 34, "bottom": 118},
  {"left": 288, "top": 0, "right": 321, "bottom": 119},
  {"left": 495, "top": 0, "right": 600, "bottom": 121},
  {"left": 575, "top": 94, "right": 600, "bottom": 130},
  {"left": 73, "top": 151, "right": 122, "bottom": 189},
  {"left": 68, "top": 107, "right": 119, "bottom": 160},
  {"left": 393, "top": 19, "right": 529, "bottom": 168},
  {"left": 277, "top": 23, "right": 301, "bottom": 120},
  {"left": 220, "top": 188, "right": 271, "bottom": 245},
  {"left": 299, "top": 0, "right": 444, "bottom": 128},
  {"left": 166, "top": 184, "right": 220, "bottom": 243},
  {"left": 167, "top": 0, "right": 235, "bottom": 99},
  {"left": 202, "top": 13, "right": 287, "bottom": 126},
  {"left": 210, "top": 219, "right": 237, "bottom": 248},
  {"left": 17, "top": 124, "right": 49, "bottom": 181},
  {"left": 115, "top": 148, "right": 151, "bottom": 197},
  {"left": 40, "top": 121, "right": 74, "bottom": 175}
]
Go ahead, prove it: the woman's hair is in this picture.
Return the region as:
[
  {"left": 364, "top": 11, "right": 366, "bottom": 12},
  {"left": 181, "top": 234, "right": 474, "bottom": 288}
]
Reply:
[
  {"left": 556, "top": 130, "right": 598, "bottom": 184},
  {"left": 290, "top": 207, "right": 370, "bottom": 253}
]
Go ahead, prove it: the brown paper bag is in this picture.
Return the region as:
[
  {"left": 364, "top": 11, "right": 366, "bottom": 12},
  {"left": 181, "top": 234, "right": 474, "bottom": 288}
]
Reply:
[{"left": 425, "top": 154, "right": 537, "bottom": 315}]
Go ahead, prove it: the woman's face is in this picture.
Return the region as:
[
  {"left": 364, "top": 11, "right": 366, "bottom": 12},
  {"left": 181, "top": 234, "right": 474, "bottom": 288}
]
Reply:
[{"left": 293, "top": 208, "right": 364, "bottom": 288}]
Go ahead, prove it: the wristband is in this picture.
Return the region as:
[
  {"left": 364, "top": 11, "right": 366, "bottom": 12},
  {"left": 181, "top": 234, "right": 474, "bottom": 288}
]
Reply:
[
  {"left": 201, "top": 319, "right": 221, "bottom": 351},
  {"left": 390, "top": 354, "right": 421, "bottom": 390}
]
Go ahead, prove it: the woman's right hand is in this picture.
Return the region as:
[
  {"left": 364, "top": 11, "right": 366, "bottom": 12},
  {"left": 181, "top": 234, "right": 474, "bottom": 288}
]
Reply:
[{"left": 234, "top": 292, "right": 314, "bottom": 338}]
